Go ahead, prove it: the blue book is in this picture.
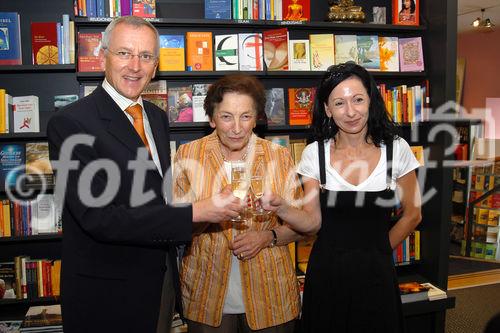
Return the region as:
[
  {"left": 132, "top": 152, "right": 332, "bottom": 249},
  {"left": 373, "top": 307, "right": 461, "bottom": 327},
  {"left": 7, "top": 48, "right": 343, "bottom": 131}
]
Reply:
[
  {"left": 0, "top": 143, "right": 26, "bottom": 190},
  {"left": 204, "top": 0, "right": 231, "bottom": 19},
  {"left": 0, "top": 12, "right": 22, "bottom": 65}
]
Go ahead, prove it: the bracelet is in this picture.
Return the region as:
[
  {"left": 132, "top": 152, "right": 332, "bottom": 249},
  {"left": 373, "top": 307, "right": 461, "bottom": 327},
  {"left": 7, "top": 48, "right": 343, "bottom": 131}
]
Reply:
[{"left": 269, "top": 229, "right": 278, "bottom": 248}]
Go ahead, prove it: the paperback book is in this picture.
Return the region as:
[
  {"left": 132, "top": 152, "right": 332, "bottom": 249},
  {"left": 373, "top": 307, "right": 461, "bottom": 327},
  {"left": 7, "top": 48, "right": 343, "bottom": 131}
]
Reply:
[
  {"left": 186, "top": 31, "right": 213, "bottom": 71},
  {"left": 141, "top": 80, "right": 167, "bottom": 112},
  {"left": 334, "top": 35, "right": 358, "bottom": 65},
  {"left": 77, "top": 32, "right": 103, "bottom": 72},
  {"left": 25, "top": 142, "right": 54, "bottom": 187},
  {"left": 264, "top": 88, "right": 285, "bottom": 126},
  {"left": 288, "top": 87, "right": 315, "bottom": 126},
  {"left": 309, "top": 34, "right": 334, "bottom": 71},
  {"left": 238, "top": 33, "right": 264, "bottom": 71},
  {"left": 0, "top": 12, "right": 22, "bottom": 65},
  {"left": 214, "top": 34, "right": 239, "bottom": 71},
  {"left": 378, "top": 37, "right": 399, "bottom": 72},
  {"left": 13, "top": 96, "right": 40, "bottom": 133},
  {"left": 263, "top": 28, "right": 289, "bottom": 71},
  {"left": 357, "top": 35, "right": 380, "bottom": 71},
  {"left": 31, "top": 22, "right": 59, "bottom": 65},
  {"left": 168, "top": 86, "right": 193, "bottom": 123},
  {"left": 288, "top": 39, "right": 310, "bottom": 71},
  {"left": 0, "top": 143, "right": 25, "bottom": 190},
  {"left": 192, "top": 83, "right": 211, "bottom": 122},
  {"left": 159, "top": 35, "right": 185, "bottom": 71},
  {"left": 399, "top": 37, "right": 424, "bottom": 72}
]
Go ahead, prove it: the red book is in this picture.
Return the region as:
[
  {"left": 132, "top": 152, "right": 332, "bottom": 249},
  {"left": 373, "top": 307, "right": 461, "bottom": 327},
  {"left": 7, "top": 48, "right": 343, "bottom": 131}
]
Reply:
[
  {"left": 77, "top": 32, "right": 103, "bottom": 72},
  {"left": 288, "top": 87, "right": 315, "bottom": 126},
  {"left": 263, "top": 28, "right": 289, "bottom": 71},
  {"left": 282, "top": 0, "right": 310, "bottom": 21},
  {"left": 31, "top": 22, "right": 59, "bottom": 65},
  {"left": 392, "top": 0, "right": 419, "bottom": 26},
  {"left": 132, "top": 0, "right": 156, "bottom": 18}
]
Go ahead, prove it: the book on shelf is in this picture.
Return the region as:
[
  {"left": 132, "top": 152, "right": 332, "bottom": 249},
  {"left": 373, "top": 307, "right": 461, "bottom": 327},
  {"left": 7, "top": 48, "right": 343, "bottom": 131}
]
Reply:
[
  {"left": 288, "top": 39, "right": 310, "bottom": 71},
  {"left": 0, "top": 143, "right": 25, "bottom": 191},
  {"left": 0, "top": 262, "right": 17, "bottom": 299},
  {"left": 13, "top": 96, "right": 40, "bottom": 133},
  {"left": 309, "top": 34, "right": 334, "bottom": 71},
  {"left": 54, "top": 94, "right": 78, "bottom": 112},
  {"left": 356, "top": 35, "right": 380, "bottom": 71},
  {"left": 20, "top": 304, "right": 62, "bottom": 332},
  {"left": 263, "top": 28, "right": 289, "bottom": 71},
  {"left": 0, "top": 89, "right": 14, "bottom": 133},
  {"left": 282, "top": 0, "right": 310, "bottom": 21},
  {"left": 378, "top": 37, "right": 399, "bottom": 72},
  {"left": 192, "top": 83, "right": 211, "bottom": 122},
  {"left": 204, "top": 0, "right": 232, "bottom": 19},
  {"left": 132, "top": 0, "right": 156, "bottom": 18},
  {"left": 0, "top": 12, "right": 22, "bottom": 65},
  {"left": 265, "top": 135, "right": 290, "bottom": 149},
  {"left": 410, "top": 145, "right": 424, "bottom": 166},
  {"left": 159, "top": 35, "right": 185, "bottom": 71},
  {"left": 77, "top": 32, "right": 103, "bottom": 72},
  {"left": 264, "top": 88, "right": 285, "bottom": 126},
  {"left": 25, "top": 142, "right": 54, "bottom": 187},
  {"left": 168, "top": 86, "right": 193, "bottom": 123},
  {"left": 334, "top": 35, "right": 358, "bottom": 65},
  {"left": 290, "top": 138, "right": 307, "bottom": 164},
  {"left": 399, "top": 37, "right": 424, "bottom": 72},
  {"left": 31, "top": 22, "right": 59, "bottom": 65},
  {"left": 288, "top": 87, "right": 315, "bottom": 126},
  {"left": 399, "top": 281, "right": 430, "bottom": 303},
  {"left": 238, "top": 33, "right": 264, "bottom": 71},
  {"left": 141, "top": 80, "right": 168, "bottom": 112},
  {"left": 186, "top": 32, "right": 213, "bottom": 71},
  {"left": 392, "top": 0, "right": 420, "bottom": 26},
  {"left": 214, "top": 34, "right": 239, "bottom": 71}
]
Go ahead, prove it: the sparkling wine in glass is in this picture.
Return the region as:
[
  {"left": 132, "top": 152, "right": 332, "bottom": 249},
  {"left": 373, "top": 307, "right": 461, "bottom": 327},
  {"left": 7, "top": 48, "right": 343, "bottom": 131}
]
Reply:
[
  {"left": 230, "top": 161, "right": 249, "bottom": 222},
  {"left": 251, "top": 175, "right": 271, "bottom": 217}
]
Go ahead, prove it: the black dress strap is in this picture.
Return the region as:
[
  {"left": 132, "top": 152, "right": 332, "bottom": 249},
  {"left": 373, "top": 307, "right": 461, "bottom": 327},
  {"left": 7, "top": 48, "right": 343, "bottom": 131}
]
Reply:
[
  {"left": 318, "top": 140, "right": 326, "bottom": 193},
  {"left": 385, "top": 140, "right": 393, "bottom": 190}
]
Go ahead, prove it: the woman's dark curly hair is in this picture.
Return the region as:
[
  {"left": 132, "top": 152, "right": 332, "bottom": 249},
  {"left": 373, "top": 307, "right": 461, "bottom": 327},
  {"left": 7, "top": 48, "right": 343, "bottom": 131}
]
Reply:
[{"left": 312, "top": 62, "right": 399, "bottom": 146}]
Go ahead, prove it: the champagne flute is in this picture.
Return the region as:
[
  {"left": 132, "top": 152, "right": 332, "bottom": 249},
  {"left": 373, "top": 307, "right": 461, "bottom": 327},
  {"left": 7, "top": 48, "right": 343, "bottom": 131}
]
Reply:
[
  {"left": 230, "top": 161, "right": 249, "bottom": 222},
  {"left": 251, "top": 175, "right": 271, "bottom": 217}
]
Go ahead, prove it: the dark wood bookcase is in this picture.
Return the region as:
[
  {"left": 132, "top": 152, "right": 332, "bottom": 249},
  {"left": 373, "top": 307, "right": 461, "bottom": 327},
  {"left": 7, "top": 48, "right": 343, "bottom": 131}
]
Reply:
[{"left": 0, "top": 1, "right": 458, "bottom": 331}]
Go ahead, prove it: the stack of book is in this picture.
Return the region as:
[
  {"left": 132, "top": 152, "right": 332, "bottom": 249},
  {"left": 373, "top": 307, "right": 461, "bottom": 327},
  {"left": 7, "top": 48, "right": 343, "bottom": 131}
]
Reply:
[
  {"left": 398, "top": 281, "right": 447, "bottom": 303},
  {"left": 19, "top": 304, "right": 62, "bottom": 332}
]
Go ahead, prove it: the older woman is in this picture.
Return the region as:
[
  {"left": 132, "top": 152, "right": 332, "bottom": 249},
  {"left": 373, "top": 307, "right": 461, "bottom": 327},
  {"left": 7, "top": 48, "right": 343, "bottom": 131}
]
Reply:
[{"left": 173, "top": 74, "right": 302, "bottom": 333}]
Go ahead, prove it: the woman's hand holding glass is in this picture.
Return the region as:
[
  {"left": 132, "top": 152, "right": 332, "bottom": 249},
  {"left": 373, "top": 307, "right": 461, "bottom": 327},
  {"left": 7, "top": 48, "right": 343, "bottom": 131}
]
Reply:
[
  {"left": 251, "top": 175, "right": 272, "bottom": 217},
  {"left": 230, "top": 161, "right": 250, "bottom": 222}
]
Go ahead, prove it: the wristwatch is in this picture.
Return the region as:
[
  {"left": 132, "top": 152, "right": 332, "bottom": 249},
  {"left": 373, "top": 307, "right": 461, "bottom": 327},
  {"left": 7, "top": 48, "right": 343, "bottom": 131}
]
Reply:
[{"left": 269, "top": 229, "right": 278, "bottom": 248}]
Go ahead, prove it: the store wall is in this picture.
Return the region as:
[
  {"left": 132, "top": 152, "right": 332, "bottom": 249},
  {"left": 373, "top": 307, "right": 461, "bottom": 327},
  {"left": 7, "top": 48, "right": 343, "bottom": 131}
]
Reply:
[{"left": 457, "top": 29, "right": 500, "bottom": 138}]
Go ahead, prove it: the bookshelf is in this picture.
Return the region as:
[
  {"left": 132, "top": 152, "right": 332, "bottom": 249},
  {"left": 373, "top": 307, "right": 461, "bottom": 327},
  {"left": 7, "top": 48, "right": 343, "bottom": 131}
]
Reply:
[{"left": 0, "top": 1, "right": 459, "bottom": 331}]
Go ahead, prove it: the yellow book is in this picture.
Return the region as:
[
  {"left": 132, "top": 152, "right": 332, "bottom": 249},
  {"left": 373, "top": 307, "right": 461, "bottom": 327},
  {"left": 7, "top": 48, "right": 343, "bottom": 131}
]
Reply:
[
  {"left": 186, "top": 32, "right": 213, "bottom": 71},
  {"left": 414, "top": 230, "right": 420, "bottom": 260},
  {"left": 0, "top": 89, "right": 6, "bottom": 133},
  {"left": 488, "top": 210, "right": 500, "bottom": 226},
  {"left": 2, "top": 200, "right": 11, "bottom": 237},
  {"left": 158, "top": 35, "right": 185, "bottom": 71},
  {"left": 477, "top": 208, "right": 490, "bottom": 225},
  {"left": 309, "top": 34, "right": 335, "bottom": 71},
  {"left": 51, "top": 259, "right": 61, "bottom": 296}
]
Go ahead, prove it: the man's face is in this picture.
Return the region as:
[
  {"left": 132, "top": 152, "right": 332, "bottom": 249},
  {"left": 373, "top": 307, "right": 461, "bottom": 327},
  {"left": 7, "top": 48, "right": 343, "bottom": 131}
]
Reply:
[{"left": 102, "top": 23, "right": 158, "bottom": 101}]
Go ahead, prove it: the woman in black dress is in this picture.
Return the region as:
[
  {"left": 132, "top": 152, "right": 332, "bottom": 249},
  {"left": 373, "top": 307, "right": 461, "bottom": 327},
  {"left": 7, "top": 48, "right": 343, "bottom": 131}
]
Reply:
[{"left": 261, "top": 63, "right": 422, "bottom": 332}]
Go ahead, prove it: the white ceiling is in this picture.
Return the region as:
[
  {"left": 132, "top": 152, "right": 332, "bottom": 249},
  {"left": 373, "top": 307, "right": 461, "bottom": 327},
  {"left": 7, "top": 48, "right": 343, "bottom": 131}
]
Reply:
[{"left": 458, "top": 0, "right": 500, "bottom": 33}]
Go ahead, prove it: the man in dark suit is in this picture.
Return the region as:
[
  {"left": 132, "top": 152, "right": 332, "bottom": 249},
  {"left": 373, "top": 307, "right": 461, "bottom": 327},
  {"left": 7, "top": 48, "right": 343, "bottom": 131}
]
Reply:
[{"left": 47, "top": 16, "right": 242, "bottom": 333}]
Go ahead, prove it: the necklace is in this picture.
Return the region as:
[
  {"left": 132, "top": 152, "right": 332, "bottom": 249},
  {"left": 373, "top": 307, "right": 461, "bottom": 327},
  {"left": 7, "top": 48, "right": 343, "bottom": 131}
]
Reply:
[{"left": 221, "top": 144, "right": 249, "bottom": 162}]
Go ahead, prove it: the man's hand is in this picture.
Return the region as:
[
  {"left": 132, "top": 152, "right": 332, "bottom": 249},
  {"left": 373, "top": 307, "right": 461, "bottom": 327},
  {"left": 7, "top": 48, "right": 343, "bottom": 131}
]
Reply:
[
  {"left": 192, "top": 185, "right": 244, "bottom": 223},
  {"left": 230, "top": 230, "right": 273, "bottom": 261}
]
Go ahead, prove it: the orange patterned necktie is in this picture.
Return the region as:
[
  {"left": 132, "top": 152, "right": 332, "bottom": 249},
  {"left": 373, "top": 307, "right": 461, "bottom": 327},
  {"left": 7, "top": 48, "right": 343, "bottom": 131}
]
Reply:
[{"left": 125, "top": 104, "right": 150, "bottom": 153}]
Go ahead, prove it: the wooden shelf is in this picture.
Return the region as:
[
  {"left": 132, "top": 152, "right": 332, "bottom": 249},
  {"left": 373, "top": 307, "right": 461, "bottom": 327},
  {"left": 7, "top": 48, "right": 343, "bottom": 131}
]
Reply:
[
  {"left": 402, "top": 296, "right": 455, "bottom": 316},
  {"left": 74, "top": 17, "right": 426, "bottom": 32}
]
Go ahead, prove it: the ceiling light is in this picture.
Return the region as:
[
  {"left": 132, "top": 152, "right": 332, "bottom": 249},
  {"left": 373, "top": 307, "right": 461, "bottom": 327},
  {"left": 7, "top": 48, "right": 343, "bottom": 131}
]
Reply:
[
  {"left": 471, "top": 8, "right": 495, "bottom": 31},
  {"left": 472, "top": 17, "right": 480, "bottom": 27}
]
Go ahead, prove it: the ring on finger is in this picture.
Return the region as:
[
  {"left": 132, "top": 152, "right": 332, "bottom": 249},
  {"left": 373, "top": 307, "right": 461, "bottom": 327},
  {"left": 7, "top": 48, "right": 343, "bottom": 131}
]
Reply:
[{"left": 238, "top": 253, "right": 243, "bottom": 260}]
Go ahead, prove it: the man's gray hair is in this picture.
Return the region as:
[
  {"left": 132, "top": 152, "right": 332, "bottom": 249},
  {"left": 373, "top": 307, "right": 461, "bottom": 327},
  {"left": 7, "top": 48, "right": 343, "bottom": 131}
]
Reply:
[{"left": 101, "top": 16, "right": 160, "bottom": 57}]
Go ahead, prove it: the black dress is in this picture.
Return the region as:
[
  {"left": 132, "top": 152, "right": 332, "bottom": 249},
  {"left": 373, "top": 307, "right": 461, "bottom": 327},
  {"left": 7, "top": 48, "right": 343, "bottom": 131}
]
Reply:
[{"left": 300, "top": 141, "right": 405, "bottom": 333}]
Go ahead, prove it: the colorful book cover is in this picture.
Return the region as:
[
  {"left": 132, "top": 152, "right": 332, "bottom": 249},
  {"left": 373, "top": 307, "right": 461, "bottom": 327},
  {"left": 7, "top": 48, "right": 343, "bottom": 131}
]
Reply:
[
  {"left": 77, "top": 32, "right": 103, "bottom": 72},
  {"left": 168, "top": 86, "right": 193, "bottom": 123},
  {"left": 159, "top": 35, "right": 185, "bottom": 71},
  {"left": 398, "top": 281, "right": 430, "bottom": 303},
  {"left": 142, "top": 80, "right": 167, "bottom": 112},
  {"left": 31, "top": 22, "right": 59, "bottom": 65},
  {"left": 392, "top": 0, "right": 419, "bottom": 26},
  {"left": 263, "top": 28, "right": 289, "bottom": 71},
  {"left": 12, "top": 96, "right": 39, "bottom": 133},
  {"left": 264, "top": 88, "right": 285, "bottom": 126},
  {"left": 186, "top": 31, "right": 213, "bottom": 71},
  {"left": 282, "top": 0, "right": 310, "bottom": 21},
  {"left": 204, "top": 0, "right": 232, "bottom": 19},
  {"left": 288, "top": 39, "right": 310, "bottom": 71},
  {"left": 238, "top": 33, "right": 264, "bottom": 71},
  {"left": 25, "top": 142, "right": 54, "bottom": 187},
  {"left": 334, "top": 35, "right": 358, "bottom": 65},
  {"left": 20, "top": 304, "right": 62, "bottom": 329},
  {"left": 0, "top": 143, "right": 25, "bottom": 190},
  {"left": 356, "top": 35, "right": 380, "bottom": 71},
  {"left": 378, "top": 36, "right": 399, "bottom": 71},
  {"left": 399, "top": 37, "right": 424, "bottom": 72},
  {"left": 288, "top": 87, "right": 315, "bottom": 126},
  {"left": 0, "top": 262, "right": 17, "bottom": 299},
  {"left": 214, "top": 34, "right": 239, "bottom": 71},
  {"left": 192, "top": 83, "right": 211, "bottom": 122},
  {"left": 0, "top": 12, "right": 22, "bottom": 65},
  {"left": 132, "top": 0, "right": 156, "bottom": 18},
  {"left": 309, "top": 34, "right": 334, "bottom": 71}
]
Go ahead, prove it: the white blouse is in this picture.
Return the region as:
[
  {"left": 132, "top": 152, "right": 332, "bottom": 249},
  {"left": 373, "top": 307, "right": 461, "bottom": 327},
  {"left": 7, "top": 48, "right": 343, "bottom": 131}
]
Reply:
[{"left": 297, "top": 138, "right": 420, "bottom": 192}]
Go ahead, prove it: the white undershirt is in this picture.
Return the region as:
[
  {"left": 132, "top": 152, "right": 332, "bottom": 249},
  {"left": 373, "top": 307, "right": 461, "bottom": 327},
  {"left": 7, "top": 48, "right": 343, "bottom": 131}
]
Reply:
[
  {"left": 102, "top": 79, "right": 163, "bottom": 176},
  {"left": 221, "top": 161, "right": 245, "bottom": 314}
]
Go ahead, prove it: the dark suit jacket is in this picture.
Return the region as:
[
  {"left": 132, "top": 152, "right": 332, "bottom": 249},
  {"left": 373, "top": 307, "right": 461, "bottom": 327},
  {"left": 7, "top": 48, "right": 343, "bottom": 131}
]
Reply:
[{"left": 47, "top": 86, "right": 192, "bottom": 332}]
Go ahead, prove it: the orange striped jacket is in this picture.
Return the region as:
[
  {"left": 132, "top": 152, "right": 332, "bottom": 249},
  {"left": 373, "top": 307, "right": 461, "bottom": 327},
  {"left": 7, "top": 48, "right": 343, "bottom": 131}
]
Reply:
[{"left": 173, "top": 131, "right": 302, "bottom": 329}]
